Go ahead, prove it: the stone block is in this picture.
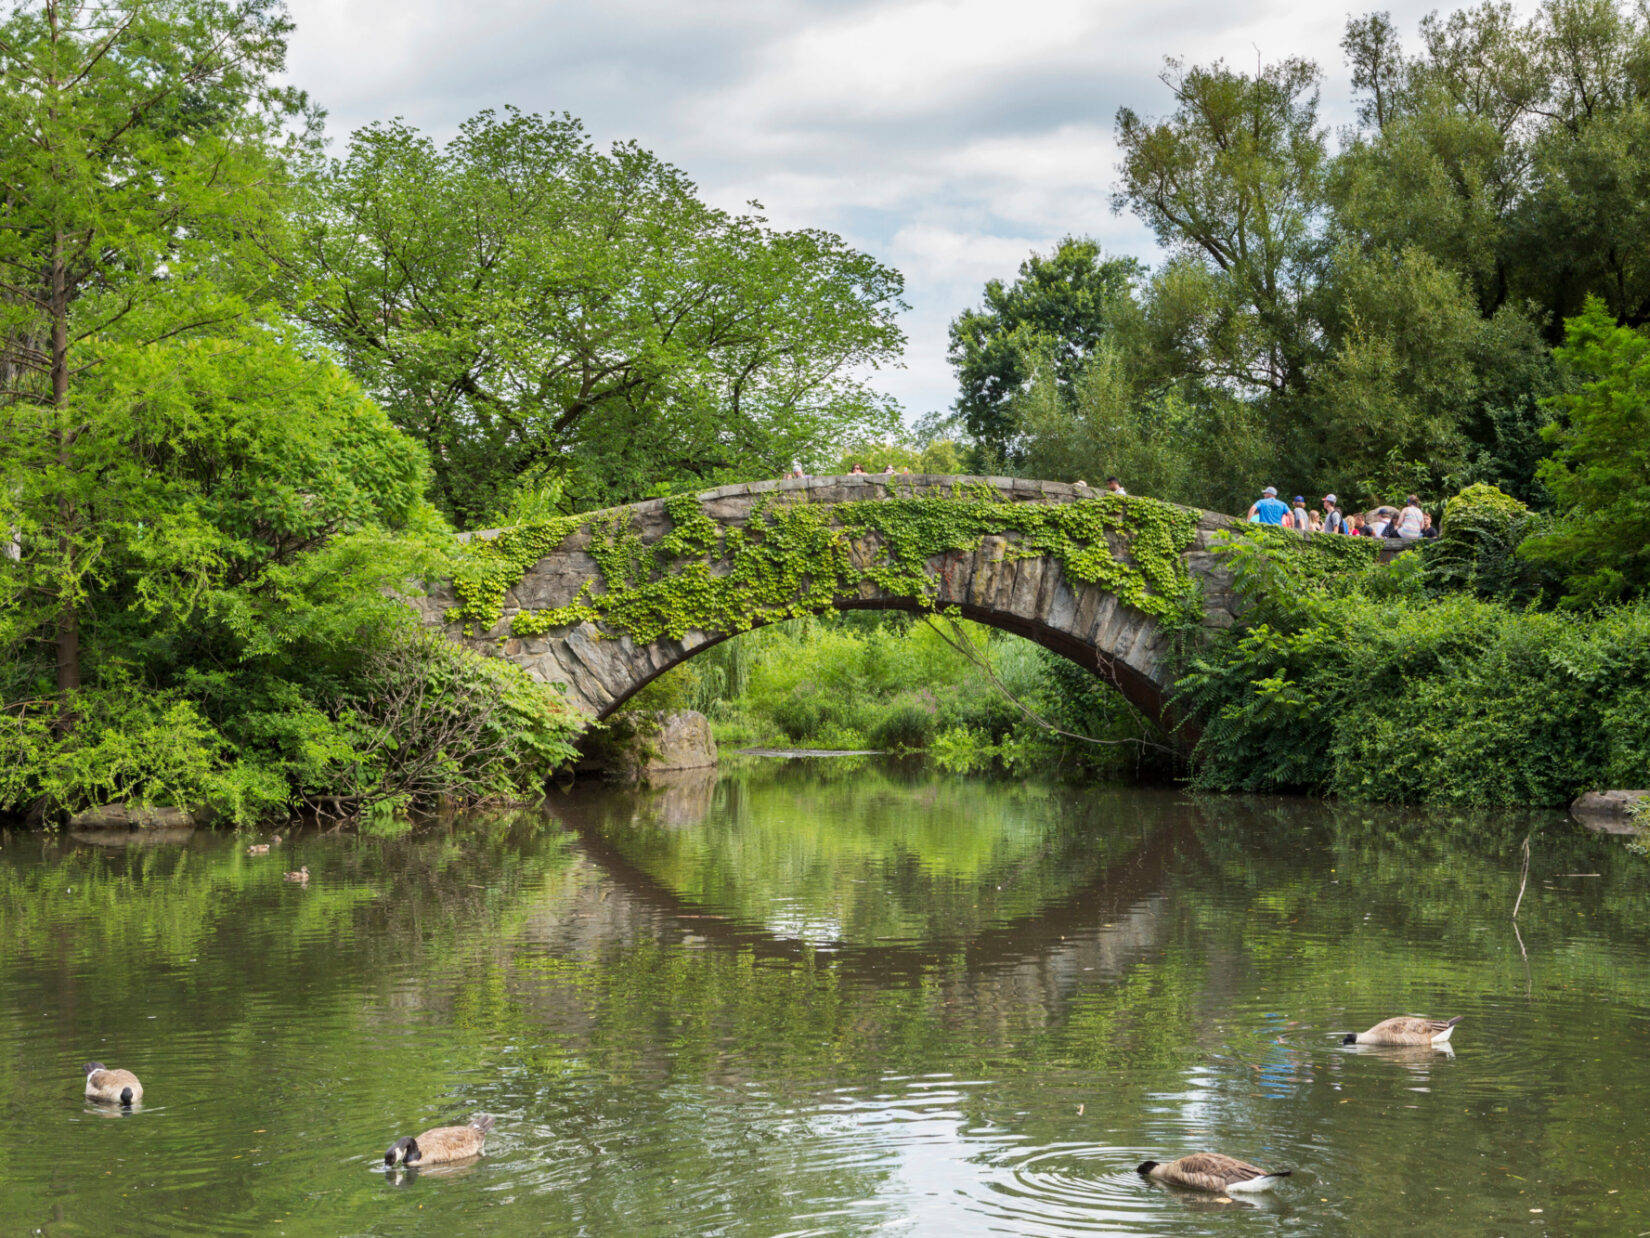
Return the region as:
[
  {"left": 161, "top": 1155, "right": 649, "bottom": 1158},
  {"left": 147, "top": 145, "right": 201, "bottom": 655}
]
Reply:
[
  {"left": 1034, "top": 557, "right": 1061, "bottom": 616},
  {"left": 648, "top": 710, "right": 719, "bottom": 771},
  {"left": 969, "top": 539, "right": 1007, "bottom": 607},
  {"left": 992, "top": 556, "right": 1021, "bottom": 612},
  {"left": 1071, "top": 583, "right": 1101, "bottom": 637},
  {"left": 1571, "top": 789, "right": 1649, "bottom": 832},
  {"left": 1011, "top": 556, "right": 1044, "bottom": 617},
  {"left": 69, "top": 802, "right": 198, "bottom": 830},
  {"left": 1046, "top": 576, "right": 1079, "bottom": 633}
]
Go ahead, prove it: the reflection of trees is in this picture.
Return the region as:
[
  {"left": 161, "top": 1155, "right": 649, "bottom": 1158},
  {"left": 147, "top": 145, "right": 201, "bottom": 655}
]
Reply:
[
  {"left": 513, "top": 777, "right": 1650, "bottom": 1232},
  {"left": 1147, "top": 797, "right": 1650, "bottom": 1227},
  {"left": 0, "top": 815, "right": 586, "bottom": 1064}
]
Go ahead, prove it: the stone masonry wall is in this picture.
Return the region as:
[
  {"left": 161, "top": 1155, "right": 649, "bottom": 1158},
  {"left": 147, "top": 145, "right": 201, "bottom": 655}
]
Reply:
[{"left": 412, "top": 475, "right": 1244, "bottom": 728}]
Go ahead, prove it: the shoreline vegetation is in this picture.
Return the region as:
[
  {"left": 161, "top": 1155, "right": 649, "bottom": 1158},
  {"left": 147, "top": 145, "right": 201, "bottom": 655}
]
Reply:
[{"left": 5, "top": 0, "right": 1650, "bottom": 826}]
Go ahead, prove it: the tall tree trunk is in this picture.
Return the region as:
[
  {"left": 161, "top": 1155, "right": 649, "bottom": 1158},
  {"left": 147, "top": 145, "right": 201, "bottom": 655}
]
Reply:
[
  {"left": 47, "top": 2, "right": 78, "bottom": 697},
  {"left": 51, "top": 229, "right": 78, "bottom": 694}
]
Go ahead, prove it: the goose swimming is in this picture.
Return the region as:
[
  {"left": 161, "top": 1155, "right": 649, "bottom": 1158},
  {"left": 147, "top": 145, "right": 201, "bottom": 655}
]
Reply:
[
  {"left": 1343, "top": 1015, "right": 1461, "bottom": 1046},
  {"left": 83, "top": 1062, "right": 143, "bottom": 1106},
  {"left": 1138, "top": 1153, "right": 1291, "bottom": 1193},
  {"left": 385, "top": 1114, "right": 495, "bottom": 1166},
  {"left": 1135, "top": 1155, "right": 1287, "bottom": 1195}
]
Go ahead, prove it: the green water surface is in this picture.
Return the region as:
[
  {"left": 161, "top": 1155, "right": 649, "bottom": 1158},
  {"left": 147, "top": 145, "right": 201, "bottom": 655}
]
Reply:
[{"left": 1, "top": 759, "right": 1647, "bottom": 1236}]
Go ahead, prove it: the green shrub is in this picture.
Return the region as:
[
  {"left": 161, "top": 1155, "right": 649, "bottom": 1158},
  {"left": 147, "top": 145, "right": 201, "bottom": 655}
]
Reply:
[
  {"left": 869, "top": 693, "right": 940, "bottom": 750},
  {"left": 1177, "top": 567, "right": 1650, "bottom": 806},
  {"left": 0, "top": 683, "right": 288, "bottom": 824},
  {"left": 1425, "top": 483, "right": 1549, "bottom": 601}
]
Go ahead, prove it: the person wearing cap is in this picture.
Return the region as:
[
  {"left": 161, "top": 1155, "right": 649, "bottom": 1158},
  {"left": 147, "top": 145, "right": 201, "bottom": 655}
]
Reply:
[
  {"left": 1321, "top": 493, "right": 1346, "bottom": 535},
  {"left": 1289, "top": 495, "right": 1311, "bottom": 530},
  {"left": 1246, "top": 485, "right": 1291, "bottom": 526}
]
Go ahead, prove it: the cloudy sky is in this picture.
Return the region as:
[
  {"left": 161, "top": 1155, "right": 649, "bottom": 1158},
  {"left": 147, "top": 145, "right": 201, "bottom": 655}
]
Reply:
[{"left": 285, "top": 0, "right": 1467, "bottom": 424}]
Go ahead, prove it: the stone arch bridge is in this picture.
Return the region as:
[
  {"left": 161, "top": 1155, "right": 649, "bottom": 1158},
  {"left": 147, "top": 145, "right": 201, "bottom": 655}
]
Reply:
[{"left": 415, "top": 475, "right": 1248, "bottom": 729}]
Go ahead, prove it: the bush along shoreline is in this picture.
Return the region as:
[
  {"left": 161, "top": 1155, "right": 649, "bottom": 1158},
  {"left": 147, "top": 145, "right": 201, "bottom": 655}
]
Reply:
[{"left": 1173, "top": 514, "right": 1650, "bottom": 807}]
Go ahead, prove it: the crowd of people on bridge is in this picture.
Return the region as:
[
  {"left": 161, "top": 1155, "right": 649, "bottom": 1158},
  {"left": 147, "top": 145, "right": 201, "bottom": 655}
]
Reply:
[{"left": 1242, "top": 486, "right": 1436, "bottom": 539}]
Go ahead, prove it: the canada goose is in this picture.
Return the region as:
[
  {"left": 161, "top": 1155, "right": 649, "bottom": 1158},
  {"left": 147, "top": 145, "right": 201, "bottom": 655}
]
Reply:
[
  {"left": 1138, "top": 1153, "right": 1291, "bottom": 1193},
  {"left": 247, "top": 844, "right": 269, "bottom": 855},
  {"left": 1343, "top": 1015, "right": 1461, "bottom": 1046},
  {"left": 385, "top": 1114, "right": 495, "bottom": 1166},
  {"left": 83, "top": 1062, "right": 143, "bottom": 1106},
  {"left": 282, "top": 865, "right": 309, "bottom": 883}
]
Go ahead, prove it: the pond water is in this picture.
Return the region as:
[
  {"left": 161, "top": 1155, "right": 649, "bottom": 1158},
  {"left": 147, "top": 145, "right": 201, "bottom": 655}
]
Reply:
[{"left": 2, "top": 759, "right": 1648, "bottom": 1237}]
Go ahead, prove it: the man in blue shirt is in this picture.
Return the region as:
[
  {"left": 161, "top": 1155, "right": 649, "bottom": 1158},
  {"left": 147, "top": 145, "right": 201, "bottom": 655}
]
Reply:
[{"left": 1246, "top": 485, "right": 1292, "bottom": 526}]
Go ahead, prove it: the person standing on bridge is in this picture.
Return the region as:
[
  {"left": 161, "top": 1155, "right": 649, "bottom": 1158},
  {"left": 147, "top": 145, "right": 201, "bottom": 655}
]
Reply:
[
  {"left": 1320, "top": 494, "right": 1347, "bottom": 535},
  {"left": 1106, "top": 477, "right": 1126, "bottom": 495},
  {"left": 1246, "top": 486, "right": 1291, "bottom": 526}
]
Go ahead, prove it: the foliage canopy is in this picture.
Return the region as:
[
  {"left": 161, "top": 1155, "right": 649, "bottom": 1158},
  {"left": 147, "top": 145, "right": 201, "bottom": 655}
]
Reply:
[{"left": 288, "top": 108, "right": 908, "bottom": 525}]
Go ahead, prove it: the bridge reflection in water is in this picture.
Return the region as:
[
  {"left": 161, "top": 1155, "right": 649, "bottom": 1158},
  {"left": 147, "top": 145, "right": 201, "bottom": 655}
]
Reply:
[{"left": 511, "top": 766, "right": 1205, "bottom": 1053}]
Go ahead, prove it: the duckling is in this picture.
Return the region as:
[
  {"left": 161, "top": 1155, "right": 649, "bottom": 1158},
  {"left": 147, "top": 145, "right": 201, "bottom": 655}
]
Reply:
[
  {"left": 1343, "top": 1015, "right": 1461, "bottom": 1046},
  {"left": 282, "top": 865, "right": 309, "bottom": 883},
  {"left": 83, "top": 1061, "right": 143, "bottom": 1106},
  {"left": 1138, "top": 1153, "right": 1291, "bottom": 1193},
  {"left": 385, "top": 1114, "right": 495, "bottom": 1166},
  {"left": 246, "top": 844, "right": 269, "bottom": 855},
  {"left": 271, "top": 834, "right": 282, "bottom": 845}
]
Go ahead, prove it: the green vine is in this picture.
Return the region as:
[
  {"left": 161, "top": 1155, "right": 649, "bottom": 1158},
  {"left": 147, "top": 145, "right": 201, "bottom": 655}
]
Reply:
[{"left": 451, "top": 491, "right": 1205, "bottom": 642}]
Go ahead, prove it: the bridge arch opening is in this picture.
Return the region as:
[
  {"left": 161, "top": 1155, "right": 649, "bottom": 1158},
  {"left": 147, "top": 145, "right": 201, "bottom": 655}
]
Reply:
[{"left": 593, "top": 595, "right": 1170, "bottom": 729}]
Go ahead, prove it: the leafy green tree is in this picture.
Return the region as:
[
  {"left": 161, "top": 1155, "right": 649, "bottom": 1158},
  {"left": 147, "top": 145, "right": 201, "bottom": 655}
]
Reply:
[
  {"left": 1114, "top": 56, "right": 1328, "bottom": 402},
  {"left": 1334, "top": 1, "right": 1650, "bottom": 329},
  {"left": 0, "top": 0, "right": 308, "bottom": 693},
  {"left": 286, "top": 109, "right": 906, "bottom": 524},
  {"left": 0, "top": 324, "right": 464, "bottom": 818},
  {"left": 1520, "top": 297, "right": 1650, "bottom": 602},
  {"left": 1012, "top": 343, "right": 1268, "bottom": 512},
  {"left": 945, "top": 236, "right": 1137, "bottom": 464},
  {"left": 1304, "top": 243, "right": 1554, "bottom": 499}
]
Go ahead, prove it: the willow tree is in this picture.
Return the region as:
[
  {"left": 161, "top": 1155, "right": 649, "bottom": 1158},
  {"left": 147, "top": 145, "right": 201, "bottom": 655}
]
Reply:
[
  {"left": 0, "top": 0, "right": 305, "bottom": 694},
  {"left": 286, "top": 108, "right": 908, "bottom": 525}
]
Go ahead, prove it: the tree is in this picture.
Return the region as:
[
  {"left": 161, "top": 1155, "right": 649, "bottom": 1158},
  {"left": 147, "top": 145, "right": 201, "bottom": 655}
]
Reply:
[
  {"left": 0, "top": 323, "right": 466, "bottom": 821},
  {"left": 286, "top": 109, "right": 907, "bottom": 524},
  {"left": 945, "top": 236, "right": 1137, "bottom": 464},
  {"left": 1343, "top": 11, "right": 1410, "bottom": 132},
  {"left": 1012, "top": 344, "right": 1269, "bottom": 513},
  {"left": 0, "top": 0, "right": 307, "bottom": 693},
  {"left": 1114, "top": 56, "right": 1328, "bottom": 400},
  {"left": 1519, "top": 297, "right": 1650, "bottom": 603},
  {"left": 0, "top": 321, "right": 439, "bottom": 678}
]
